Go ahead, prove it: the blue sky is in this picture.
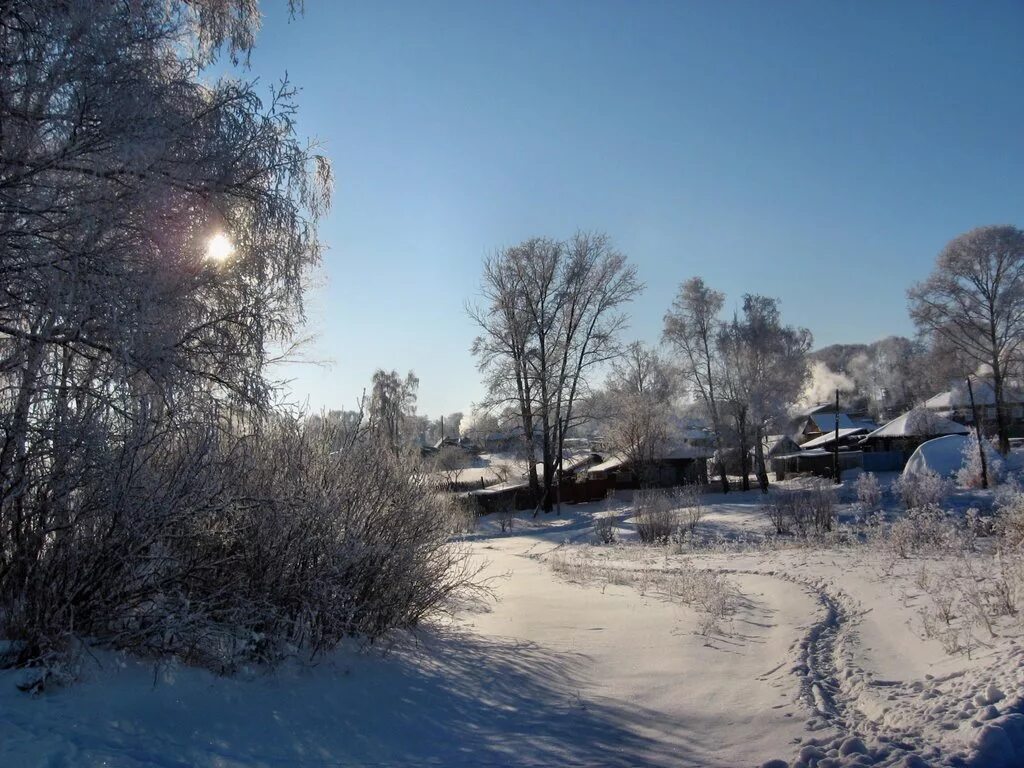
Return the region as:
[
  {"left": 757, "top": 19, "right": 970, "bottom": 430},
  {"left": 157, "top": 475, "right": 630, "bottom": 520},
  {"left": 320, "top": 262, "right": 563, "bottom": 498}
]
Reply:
[{"left": 238, "top": 1, "right": 1023, "bottom": 417}]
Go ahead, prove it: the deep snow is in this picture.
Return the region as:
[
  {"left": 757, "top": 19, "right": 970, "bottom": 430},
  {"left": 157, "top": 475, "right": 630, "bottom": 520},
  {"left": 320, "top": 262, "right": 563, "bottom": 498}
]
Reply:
[{"left": 2, "top": 478, "right": 1023, "bottom": 768}]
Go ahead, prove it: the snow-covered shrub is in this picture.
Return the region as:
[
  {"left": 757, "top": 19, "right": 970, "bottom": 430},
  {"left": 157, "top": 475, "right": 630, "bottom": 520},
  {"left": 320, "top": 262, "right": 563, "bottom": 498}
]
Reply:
[
  {"left": 1, "top": 417, "right": 484, "bottom": 676},
  {"left": 671, "top": 483, "right": 705, "bottom": 534},
  {"left": 763, "top": 480, "right": 837, "bottom": 536},
  {"left": 594, "top": 513, "right": 617, "bottom": 544},
  {"left": 885, "top": 504, "right": 963, "bottom": 558},
  {"left": 995, "top": 489, "right": 1024, "bottom": 549},
  {"left": 990, "top": 552, "right": 1024, "bottom": 618},
  {"left": 893, "top": 469, "right": 952, "bottom": 510},
  {"left": 855, "top": 472, "right": 883, "bottom": 513},
  {"left": 447, "top": 494, "right": 480, "bottom": 534},
  {"left": 634, "top": 490, "right": 675, "bottom": 544},
  {"left": 496, "top": 498, "right": 516, "bottom": 532},
  {"left": 957, "top": 432, "right": 1005, "bottom": 489}
]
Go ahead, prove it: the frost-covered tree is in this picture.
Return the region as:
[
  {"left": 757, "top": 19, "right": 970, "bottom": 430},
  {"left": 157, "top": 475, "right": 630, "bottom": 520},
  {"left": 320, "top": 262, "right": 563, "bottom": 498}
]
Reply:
[
  {"left": 433, "top": 445, "right": 473, "bottom": 488},
  {"left": 0, "top": 2, "right": 483, "bottom": 675},
  {"left": 957, "top": 432, "right": 1004, "bottom": 489},
  {"left": 0, "top": 1, "right": 489, "bottom": 679},
  {"left": 663, "top": 278, "right": 731, "bottom": 492},
  {"left": 909, "top": 226, "right": 1024, "bottom": 454},
  {"left": 604, "top": 342, "right": 674, "bottom": 486},
  {"left": 717, "top": 296, "right": 812, "bottom": 492},
  {"left": 855, "top": 472, "right": 883, "bottom": 513},
  {"left": 470, "top": 232, "right": 642, "bottom": 512},
  {"left": 368, "top": 370, "right": 419, "bottom": 456}
]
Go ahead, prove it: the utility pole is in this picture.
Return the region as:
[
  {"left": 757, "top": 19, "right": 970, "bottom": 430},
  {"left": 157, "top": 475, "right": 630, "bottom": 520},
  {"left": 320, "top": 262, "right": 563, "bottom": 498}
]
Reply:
[
  {"left": 966, "top": 377, "right": 988, "bottom": 490},
  {"left": 833, "top": 388, "right": 841, "bottom": 485}
]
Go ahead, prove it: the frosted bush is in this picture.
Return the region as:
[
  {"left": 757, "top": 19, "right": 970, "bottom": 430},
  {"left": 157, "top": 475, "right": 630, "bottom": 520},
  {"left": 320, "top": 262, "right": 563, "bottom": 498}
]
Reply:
[
  {"left": 855, "top": 472, "right": 883, "bottom": 513},
  {"left": 447, "top": 494, "right": 480, "bottom": 534},
  {"left": 885, "top": 504, "right": 963, "bottom": 558},
  {"left": 1, "top": 418, "right": 485, "bottom": 677},
  {"left": 957, "top": 432, "right": 1004, "bottom": 489},
  {"left": 664, "top": 562, "right": 735, "bottom": 637},
  {"left": 671, "top": 483, "right": 705, "bottom": 534},
  {"left": 995, "top": 489, "right": 1024, "bottom": 548},
  {"left": 634, "top": 490, "right": 676, "bottom": 544},
  {"left": 594, "top": 513, "right": 617, "bottom": 544},
  {"left": 893, "top": 469, "right": 952, "bottom": 509},
  {"left": 763, "top": 479, "right": 836, "bottom": 536},
  {"left": 496, "top": 499, "right": 516, "bottom": 532}
]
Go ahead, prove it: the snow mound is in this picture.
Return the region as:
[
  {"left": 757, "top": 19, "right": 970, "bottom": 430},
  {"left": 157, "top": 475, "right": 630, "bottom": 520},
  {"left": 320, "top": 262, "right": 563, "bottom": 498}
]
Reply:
[{"left": 903, "top": 434, "right": 997, "bottom": 479}]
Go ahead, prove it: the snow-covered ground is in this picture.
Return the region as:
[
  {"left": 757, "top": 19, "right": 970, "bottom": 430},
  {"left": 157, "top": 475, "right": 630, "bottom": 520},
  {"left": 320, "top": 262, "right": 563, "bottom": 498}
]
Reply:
[{"left": 2, "top": 476, "right": 1023, "bottom": 767}]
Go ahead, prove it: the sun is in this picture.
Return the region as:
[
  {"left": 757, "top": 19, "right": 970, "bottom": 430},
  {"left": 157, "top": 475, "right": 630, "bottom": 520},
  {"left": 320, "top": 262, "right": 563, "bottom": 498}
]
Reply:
[{"left": 205, "top": 232, "right": 235, "bottom": 263}]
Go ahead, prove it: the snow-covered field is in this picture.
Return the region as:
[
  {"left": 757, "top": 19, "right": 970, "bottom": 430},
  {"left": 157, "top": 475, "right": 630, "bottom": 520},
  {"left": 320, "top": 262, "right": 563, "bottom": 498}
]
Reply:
[{"left": 3, "top": 477, "right": 1023, "bottom": 767}]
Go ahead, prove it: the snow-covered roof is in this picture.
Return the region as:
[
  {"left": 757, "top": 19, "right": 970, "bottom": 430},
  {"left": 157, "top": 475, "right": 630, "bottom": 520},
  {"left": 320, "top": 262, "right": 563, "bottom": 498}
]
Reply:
[
  {"left": 797, "top": 402, "right": 843, "bottom": 417},
  {"left": 800, "top": 427, "right": 869, "bottom": 449},
  {"left": 850, "top": 418, "right": 879, "bottom": 431},
  {"left": 764, "top": 434, "right": 801, "bottom": 456},
  {"left": 924, "top": 380, "right": 1024, "bottom": 410},
  {"left": 583, "top": 444, "right": 713, "bottom": 475},
  {"left": 775, "top": 448, "right": 862, "bottom": 459},
  {"left": 467, "top": 478, "right": 530, "bottom": 496},
  {"left": 808, "top": 412, "right": 856, "bottom": 432},
  {"left": 586, "top": 454, "right": 627, "bottom": 474},
  {"left": 863, "top": 409, "right": 969, "bottom": 440}
]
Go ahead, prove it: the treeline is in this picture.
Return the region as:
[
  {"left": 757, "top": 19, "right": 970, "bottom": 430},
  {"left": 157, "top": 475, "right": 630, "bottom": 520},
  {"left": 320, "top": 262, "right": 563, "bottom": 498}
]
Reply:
[{"left": 469, "top": 225, "right": 1024, "bottom": 497}]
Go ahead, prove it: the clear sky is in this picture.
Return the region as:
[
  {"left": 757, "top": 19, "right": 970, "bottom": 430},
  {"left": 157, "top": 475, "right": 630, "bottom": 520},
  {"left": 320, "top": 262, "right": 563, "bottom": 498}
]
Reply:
[{"left": 238, "top": 0, "right": 1023, "bottom": 418}]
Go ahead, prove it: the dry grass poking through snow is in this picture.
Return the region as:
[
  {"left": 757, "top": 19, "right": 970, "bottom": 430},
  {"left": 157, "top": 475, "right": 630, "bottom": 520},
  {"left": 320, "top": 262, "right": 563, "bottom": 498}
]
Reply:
[
  {"left": 546, "top": 548, "right": 735, "bottom": 637},
  {"left": 876, "top": 493, "right": 1024, "bottom": 660}
]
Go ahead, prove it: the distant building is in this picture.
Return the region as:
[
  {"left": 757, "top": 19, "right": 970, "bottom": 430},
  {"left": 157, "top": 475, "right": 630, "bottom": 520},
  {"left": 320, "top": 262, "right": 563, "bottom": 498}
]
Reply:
[
  {"left": 798, "top": 411, "right": 857, "bottom": 443},
  {"left": 800, "top": 427, "right": 870, "bottom": 451},
  {"left": 583, "top": 444, "right": 712, "bottom": 488},
  {"left": 794, "top": 404, "right": 877, "bottom": 444},
  {"left": 858, "top": 408, "right": 969, "bottom": 471},
  {"left": 764, "top": 434, "right": 801, "bottom": 458},
  {"left": 924, "top": 380, "right": 1024, "bottom": 438}
]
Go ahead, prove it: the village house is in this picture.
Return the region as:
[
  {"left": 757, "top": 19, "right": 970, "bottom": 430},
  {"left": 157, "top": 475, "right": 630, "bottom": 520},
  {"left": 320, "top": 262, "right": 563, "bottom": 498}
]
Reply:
[
  {"left": 858, "top": 408, "right": 969, "bottom": 471},
  {"left": 923, "top": 379, "right": 1024, "bottom": 438}
]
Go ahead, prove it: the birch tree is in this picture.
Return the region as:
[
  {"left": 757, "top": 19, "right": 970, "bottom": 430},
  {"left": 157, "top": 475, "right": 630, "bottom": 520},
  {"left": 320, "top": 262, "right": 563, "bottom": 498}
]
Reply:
[{"left": 908, "top": 225, "right": 1024, "bottom": 454}]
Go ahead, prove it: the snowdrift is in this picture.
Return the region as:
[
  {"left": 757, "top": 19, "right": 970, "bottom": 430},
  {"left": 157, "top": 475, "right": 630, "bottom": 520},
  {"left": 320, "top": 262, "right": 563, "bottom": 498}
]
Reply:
[{"left": 903, "top": 434, "right": 998, "bottom": 478}]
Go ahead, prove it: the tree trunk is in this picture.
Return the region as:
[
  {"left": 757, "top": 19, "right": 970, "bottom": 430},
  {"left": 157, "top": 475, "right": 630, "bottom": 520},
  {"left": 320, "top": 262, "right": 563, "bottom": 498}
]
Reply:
[
  {"left": 754, "top": 425, "right": 770, "bottom": 493},
  {"left": 710, "top": 416, "right": 730, "bottom": 494},
  {"left": 992, "top": 365, "right": 1011, "bottom": 455},
  {"left": 541, "top": 452, "right": 555, "bottom": 513},
  {"left": 737, "top": 410, "right": 750, "bottom": 492}
]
